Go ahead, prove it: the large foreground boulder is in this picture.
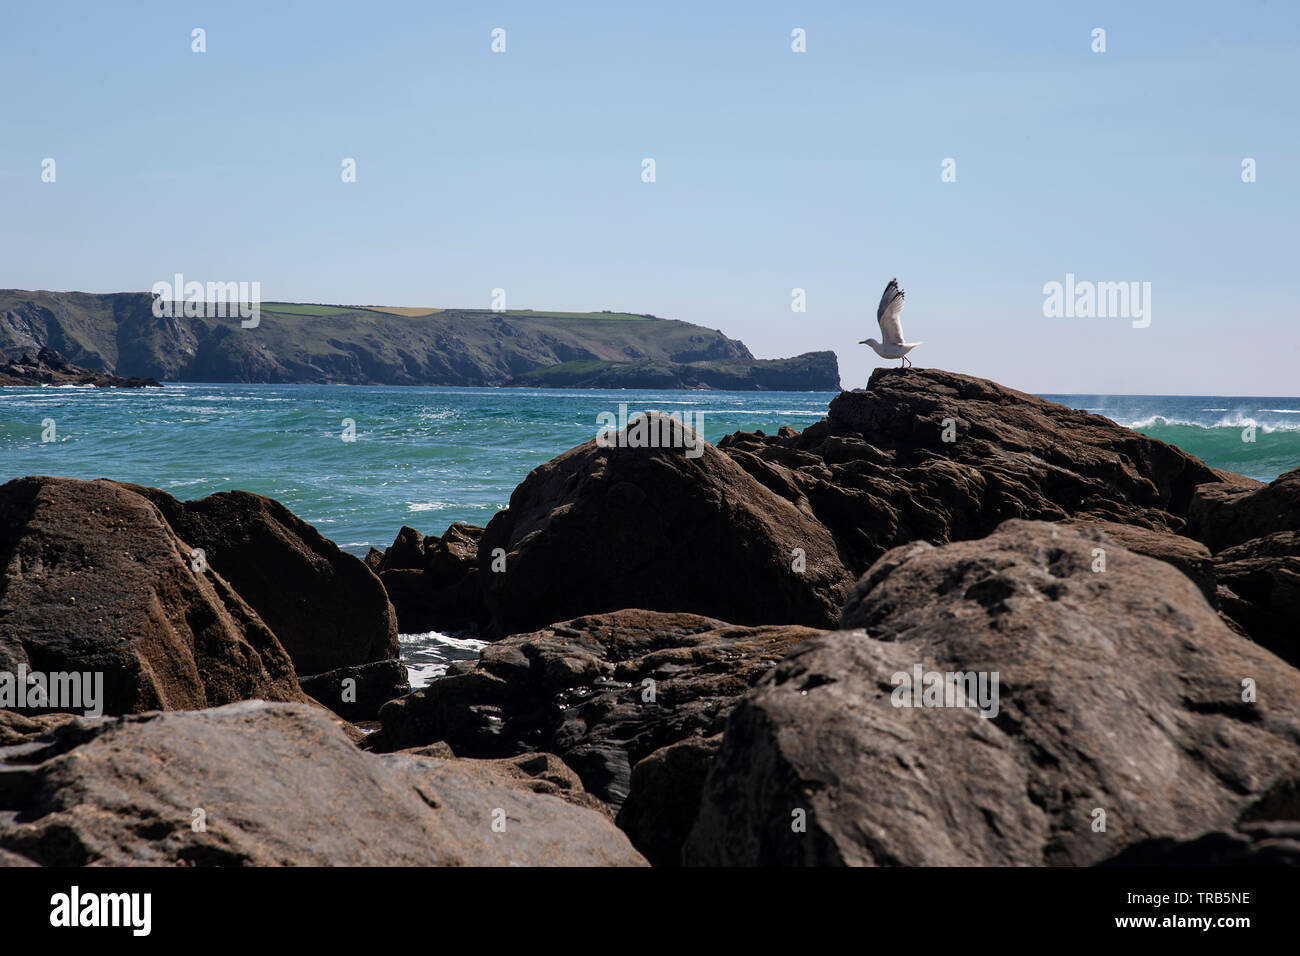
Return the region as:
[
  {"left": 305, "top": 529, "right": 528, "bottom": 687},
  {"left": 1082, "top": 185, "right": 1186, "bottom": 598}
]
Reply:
[
  {"left": 478, "top": 412, "right": 852, "bottom": 635},
  {"left": 717, "top": 368, "right": 1224, "bottom": 577},
  {"left": 0, "top": 477, "right": 308, "bottom": 715},
  {"left": 367, "top": 609, "right": 823, "bottom": 854},
  {"left": 128, "top": 486, "right": 400, "bottom": 675},
  {"left": 0, "top": 701, "right": 646, "bottom": 866},
  {"left": 683, "top": 520, "right": 1300, "bottom": 866}
]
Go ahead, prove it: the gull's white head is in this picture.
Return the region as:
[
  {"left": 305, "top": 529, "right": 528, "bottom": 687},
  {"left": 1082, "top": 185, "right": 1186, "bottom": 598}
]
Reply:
[{"left": 860, "top": 337, "right": 880, "bottom": 347}]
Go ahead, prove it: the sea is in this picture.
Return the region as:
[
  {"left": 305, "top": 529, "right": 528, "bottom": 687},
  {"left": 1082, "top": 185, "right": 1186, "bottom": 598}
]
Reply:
[{"left": 3, "top": 384, "right": 1297, "bottom": 684}]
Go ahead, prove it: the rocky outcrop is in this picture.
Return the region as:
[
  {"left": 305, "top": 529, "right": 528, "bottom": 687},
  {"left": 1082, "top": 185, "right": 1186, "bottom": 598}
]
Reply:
[
  {"left": 0, "top": 477, "right": 309, "bottom": 715},
  {"left": 1188, "top": 466, "right": 1300, "bottom": 551},
  {"left": 0, "top": 701, "right": 646, "bottom": 866},
  {"left": 372, "top": 523, "right": 488, "bottom": 634},
  {"left": 1184, "top": 469, "right": 1300, "bottom": 666},
  {"left": 126, "top": 486, "right": 400, "bottom": 675},
  {"left": 683, "top": 521, "right": 1300, "bottom": 866},
  {"left": 478, "top": 413, "right": 852, "bottom": 636},
  {"left": 5, "top": 365, "right": 1297, "bottom": 869},
  {"left": 717, "top": 368, "right": 1223, "bottom": 577},
  {"left": 366, "top": 609, "right": 823, "bottom": 850},
  {"left": 0, "top": 346, "right": 158, "bottom": 387},
  {"left": 1213, "top": 532, "right": 1300, "bottom": 666}
]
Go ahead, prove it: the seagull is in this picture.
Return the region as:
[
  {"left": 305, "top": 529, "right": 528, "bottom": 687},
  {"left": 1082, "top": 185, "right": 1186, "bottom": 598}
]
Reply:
[{"left": 860, "top": 278, "right": 922, "bottom": 368}]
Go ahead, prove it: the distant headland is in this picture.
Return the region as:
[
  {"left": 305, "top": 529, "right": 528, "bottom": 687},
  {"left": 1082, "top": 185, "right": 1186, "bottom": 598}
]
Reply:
[{"left": 0, "top": 290, "right": 839, "bottom": 390}]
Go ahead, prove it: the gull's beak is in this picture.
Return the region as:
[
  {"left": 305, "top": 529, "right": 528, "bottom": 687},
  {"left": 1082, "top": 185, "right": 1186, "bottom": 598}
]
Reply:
[{"left": 858, "top": 339, "right": 868, "bottom": 344}]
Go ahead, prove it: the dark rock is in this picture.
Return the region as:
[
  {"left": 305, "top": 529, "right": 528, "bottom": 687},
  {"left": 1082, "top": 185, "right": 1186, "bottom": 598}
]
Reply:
[
  {"left": 126, "top": 486, "right": 400, "bottom": 675},
  {"left": 1181, "top": 469, "right": 1300, "bottom": 664},
  {"left": 374, "top": 523, "right": 489, "bottom": 633},
  {"left": 1100, "top": 823, "right": 1300, "bottom": 865},
  {"left": 718, "top": 368, "right": 1224, "bottom": 578},
  {"left": 616, "top": 735, "right": 722, "bottom": 867},
  {"left": 366, "top": 609, "right": 823, "bottom": 845},
  {"left": 1103, "top": 777, "right": 1300, "bottom": 865},
  {"left": 478, "top": 412, "right": 852, "bottom": 635},
  {"left": 1213, "top": 531, "right": 1300, "bottom": 666},
  {"left": 299, "top": 659, "right": 411, "bottom": 722},
  {"left": 1188, "top": 467, "right": 1300, "bottom": 552},
  {"left": 0, "top": 477, "right": 309, "bottom": 715},
  {"left": 376, "top": 526, "right": 426, "bottom": 572},
  {"left": 0, "top": 701, "right": 646, "bottom": 866},
  {"left": 0, "top": 345, "right": 158, "bottom": 388},
  {"left": 685, "top": 520, "right": 1300, "bottom": 866},
  {"left": 425, "top": 522, "right": 481, "bottom": 585}
]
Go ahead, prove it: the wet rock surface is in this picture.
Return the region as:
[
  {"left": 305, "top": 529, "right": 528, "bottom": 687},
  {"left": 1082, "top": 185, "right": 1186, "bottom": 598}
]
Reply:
[{"left": 367, "top": 608, "right": 823, "bottom": 862}]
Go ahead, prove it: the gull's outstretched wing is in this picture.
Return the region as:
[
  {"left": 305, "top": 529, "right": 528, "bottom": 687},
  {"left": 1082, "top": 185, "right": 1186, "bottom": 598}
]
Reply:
[{"left": 876, "top": 278, "right": 906, "bottom": 345}]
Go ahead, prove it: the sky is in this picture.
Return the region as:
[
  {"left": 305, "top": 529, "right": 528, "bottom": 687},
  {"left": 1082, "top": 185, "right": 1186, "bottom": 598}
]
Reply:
[{"left": 2, "top": 0, "right": 1297, "bottom": 395}]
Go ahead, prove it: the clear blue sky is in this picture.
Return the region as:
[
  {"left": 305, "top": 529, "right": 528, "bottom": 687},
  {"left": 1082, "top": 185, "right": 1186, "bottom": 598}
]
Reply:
[{"left": 2, "top": 1, "right": 1297, "bottom": 394}]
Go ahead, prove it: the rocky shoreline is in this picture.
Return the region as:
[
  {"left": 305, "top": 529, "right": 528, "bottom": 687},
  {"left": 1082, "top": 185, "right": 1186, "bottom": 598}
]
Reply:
[
  {"left": 0, "top": 346, "right": 160, "bottom": 387},
  {"left": 2, "top": 367, "right": 1297, "bottom": 866}
]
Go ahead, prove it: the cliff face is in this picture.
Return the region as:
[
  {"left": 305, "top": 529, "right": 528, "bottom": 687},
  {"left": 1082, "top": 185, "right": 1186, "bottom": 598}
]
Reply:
[
  {"left": 505, "top": 351, "right": 841, "bottom": 390},
  {"left": 0, "top": 290, "right": 836, "bottom": 389}
]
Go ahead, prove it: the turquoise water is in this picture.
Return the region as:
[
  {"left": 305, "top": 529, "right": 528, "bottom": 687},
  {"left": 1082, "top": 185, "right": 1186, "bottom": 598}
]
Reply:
[
  {"left": 1041, "top": 394, "right": 1300, "bottom": 483},
  {"left": 0, "top": 384, "right": 834, "bottom": 555},
  {"left": 2, "top": 384, "right": 1296, "bottom": 559}
]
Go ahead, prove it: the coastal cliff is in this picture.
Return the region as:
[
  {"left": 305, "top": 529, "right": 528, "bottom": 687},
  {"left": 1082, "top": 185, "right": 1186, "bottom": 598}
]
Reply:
[{"left": 0, "top": 290, "right": 839, "bottom": 390}]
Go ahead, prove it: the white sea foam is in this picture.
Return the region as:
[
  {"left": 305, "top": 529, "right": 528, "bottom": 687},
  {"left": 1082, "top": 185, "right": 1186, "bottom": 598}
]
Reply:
[
  {"left": 1126, "top": 413, "right": 1300, "bottom": 433},
  {"left": 399, "top": 631, "right": 488, "bottom": 688}
]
